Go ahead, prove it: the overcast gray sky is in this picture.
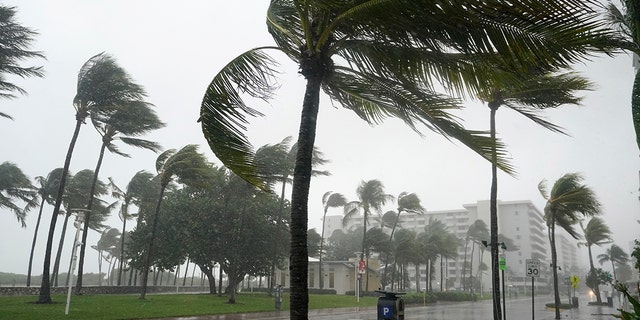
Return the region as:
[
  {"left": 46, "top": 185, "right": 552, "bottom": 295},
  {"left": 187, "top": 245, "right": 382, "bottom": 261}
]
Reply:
[{"left": 1, "top": 1, "right": 639, "bottom": 276}]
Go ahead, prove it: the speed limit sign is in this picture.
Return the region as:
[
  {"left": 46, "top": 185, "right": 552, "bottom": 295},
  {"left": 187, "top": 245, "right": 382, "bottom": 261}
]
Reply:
[{"left": 525, "top": 259, "right": 540, "bottom": 278}]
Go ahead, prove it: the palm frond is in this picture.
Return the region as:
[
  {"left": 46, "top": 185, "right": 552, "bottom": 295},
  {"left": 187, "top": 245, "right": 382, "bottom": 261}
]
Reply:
[{"left": 199, "top": 48, "right": 283, "bottom": 190}]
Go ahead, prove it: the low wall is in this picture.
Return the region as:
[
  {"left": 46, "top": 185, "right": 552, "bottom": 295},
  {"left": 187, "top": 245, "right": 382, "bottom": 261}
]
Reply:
[{"left": 0, "top": 285, "right": 210, "bottom": 296}]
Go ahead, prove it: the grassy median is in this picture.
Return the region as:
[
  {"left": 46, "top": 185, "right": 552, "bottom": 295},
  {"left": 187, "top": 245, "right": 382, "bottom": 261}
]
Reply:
[{"left": 0, "top": 292, "right": 378, "bottom": 320}]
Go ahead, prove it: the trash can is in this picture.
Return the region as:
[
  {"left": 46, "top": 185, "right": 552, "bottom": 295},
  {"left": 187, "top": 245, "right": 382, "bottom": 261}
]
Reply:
[
  {"left": 274, "top": 285, "right": 283, "bottom": 310},
  {"left": 607, "top": 296, "right": 613, "bottom": 307},
  {"left": 572, "top": 297, "right": 578, "bottom": 308},
  {"left": 376, "top": 290, "right": 405, "bottom": 320}
]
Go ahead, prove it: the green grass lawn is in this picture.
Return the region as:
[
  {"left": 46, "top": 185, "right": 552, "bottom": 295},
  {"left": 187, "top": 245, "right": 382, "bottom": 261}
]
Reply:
[{"left": 0, "top": 293, "right": 378, "bottom": 320}]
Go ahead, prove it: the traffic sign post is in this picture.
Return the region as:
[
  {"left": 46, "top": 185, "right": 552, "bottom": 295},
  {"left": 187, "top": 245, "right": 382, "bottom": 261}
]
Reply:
[{"left": 525, "top": 259, "right": 540, "bottom": 320}]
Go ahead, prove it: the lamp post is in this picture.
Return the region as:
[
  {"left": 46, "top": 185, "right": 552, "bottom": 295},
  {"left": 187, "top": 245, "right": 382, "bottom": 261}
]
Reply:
[
  {"left": 65, "top": 209, "right": 88, "bottom": 315},
  {"left": 354, "top": 252, "right": 362, "bottom": 302}
]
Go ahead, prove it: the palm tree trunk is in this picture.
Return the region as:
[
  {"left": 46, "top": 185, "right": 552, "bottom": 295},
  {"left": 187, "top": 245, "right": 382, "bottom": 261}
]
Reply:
[
  {"left": 319, "top": 208, "right": 327, "bottom": 290},
  {"left": 289, "top": 73, "right": 321, "bottom": 319},
  {"left": 139, "top": 185, "right": 167, "bottom": 299},
  {"left": 117, "top": 218, "right": 127, "bottom": 286},
  {"left": 462, "top": 237, "right": 469, "bottom": 291},
  {"left": 489, "top": 104, "right": 502, "bottom": 320},
  {"left": 76, "top": 141, "right": 108, "bottom": 294},
  {"left": 51, "top": 212, "right": 71, "bottom": 287},
  {"left": 550, "top": 223, "right": 561, "bottom": 320},
  {"left": 383, "top": 212, "right": 401, "bottom": 287},
  {"left": 37, "top": 118, "right": 84, "bottom": 303},
  {"left": 27, "top": 198, "right": 46, "bottom": 287},
  {"left": 588, "top": 246, "right": 602, "bottom": 303}
]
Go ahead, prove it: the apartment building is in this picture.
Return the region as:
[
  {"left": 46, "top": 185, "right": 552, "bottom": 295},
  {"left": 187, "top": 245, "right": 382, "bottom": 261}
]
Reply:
[{"left": 323, "top": 199, "right": 584, "bottom": 292}]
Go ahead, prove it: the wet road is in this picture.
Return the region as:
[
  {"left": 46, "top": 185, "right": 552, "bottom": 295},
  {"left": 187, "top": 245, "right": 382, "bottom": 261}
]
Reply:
[{"left": 156, "top": 294, "right": 622, "bottom": 320}]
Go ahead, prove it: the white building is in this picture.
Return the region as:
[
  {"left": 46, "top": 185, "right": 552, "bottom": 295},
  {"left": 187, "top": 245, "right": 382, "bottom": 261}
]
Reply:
[{"left": 323, "top": 199, "right": 585, "bottom": 292}]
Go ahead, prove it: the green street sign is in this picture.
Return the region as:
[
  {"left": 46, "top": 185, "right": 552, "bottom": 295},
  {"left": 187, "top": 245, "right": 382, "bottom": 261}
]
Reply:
[{"left": 499, "top": 257, "right": 506, "bottom": 270}]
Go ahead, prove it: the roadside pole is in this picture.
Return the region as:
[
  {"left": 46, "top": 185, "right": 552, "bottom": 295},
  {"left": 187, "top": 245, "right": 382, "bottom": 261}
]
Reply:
[{"left": 525, "top": 259, "right": 540, "bottom": 320}]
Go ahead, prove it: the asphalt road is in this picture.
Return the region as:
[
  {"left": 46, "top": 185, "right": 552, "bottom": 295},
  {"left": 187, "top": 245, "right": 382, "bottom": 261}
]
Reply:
[{"left": 159, "top": 293, "right": 625, "bottom": 320}]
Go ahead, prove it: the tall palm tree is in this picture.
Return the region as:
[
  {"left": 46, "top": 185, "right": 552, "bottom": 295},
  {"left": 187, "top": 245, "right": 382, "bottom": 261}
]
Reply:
[
  {"left": 0, "top": 4, "right": 44, "bottom": 119},
  {"left": 605, "top": 1, "right": 640, "bottom": 150},
  {"left": 539, "top": 173, "right": 600, "bottom": 320},
  {"left": 383, "top": 192, "right": 425, "bottom": 285},
  {"left": 76, "top": 99, "right": 163, "bottom": 294},
  {"left": 38, "top": 53, "right": 147, "bottom": 303},
  {"left": 598, "top": 244, "right": 630, "bottom": 281},
  {"left": 255, "top": 137, "right": 329, "bottom": 292},
  {"left": 26, "top": 168, "right": 64, "bottom": 287},
  {"left": 109, "top": 171, "right": 155, "bottom": 286},
  {"left": 477, "top": 70, "right": 592, "bottom": 316},
  {"left": 139, "top": 144, "right": 212, "bottom": 299},
  {"left": 344, "top": 179, "right": 394, "bottom": 293},
  {"left": 579, "top": 217, "right": 612, "bottom": 303},
  {"left": 0, "top": 161, "right": 37, "bottom": 226},
  {"left": 198, "top": 2, "right": 613, "bottom": 317},
  {"left": 50, "top": 169, "right": 110, "bottom": 287},
  {"left": 319, "top": 191, "right": 346, "bottom": 290}
]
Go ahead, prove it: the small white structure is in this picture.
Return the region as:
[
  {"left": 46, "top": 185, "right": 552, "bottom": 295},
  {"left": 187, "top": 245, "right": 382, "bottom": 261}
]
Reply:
[{"left": 275, "top": 257, "right": 381, "bottom": 294}]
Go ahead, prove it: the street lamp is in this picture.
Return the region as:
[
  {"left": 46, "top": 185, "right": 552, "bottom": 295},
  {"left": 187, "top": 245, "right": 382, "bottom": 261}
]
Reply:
[{"left": 65, "top": 209, "right": 88, "bottom": 315}]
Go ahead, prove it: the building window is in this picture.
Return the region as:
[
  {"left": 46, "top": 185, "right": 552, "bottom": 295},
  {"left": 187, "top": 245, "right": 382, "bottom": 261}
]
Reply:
[
  {"left": 309, "top": 272, "right": 315, "bottom": 287},
  {"left": 280, "top": 272, "right": 287, "bottom": 286},
  {"left": 329, "top": 273, "right": 335, "bottom": 288}
]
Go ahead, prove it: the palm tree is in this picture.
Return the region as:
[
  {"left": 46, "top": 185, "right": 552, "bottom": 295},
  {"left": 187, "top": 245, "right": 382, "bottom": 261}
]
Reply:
[
  {"left": 0, "top": 161, "right": 37, "bottom": 227},
  {"left": 319, "top": 191, "right": 346, "bottom": 290},
  {"left": 109, "top": 171, "right": 155, "bottom": 286},
  {"left": 539, "top": 173, "right": 600, "bottom": 320},
  {"left": 419, "top": 218, "right": 458, "bottom": 292},
  {"left": 26, "top": 168, "right": 64, "bottom": 287},
  {"left": 598, "top": 244, "right": 630, "bottom": 281},
  {"left": 605, "top": 1, "right": 640, "bottom": 150},
  {"left": 462, "top": 219, "right": 489, "bottom": 292},
  {"left": 76, "top": 98, "right": 163, "bottom": 294},
  {"left": 579, "top": 217, "right": 612, "bottom": 303},
  {"left": 92, "top": 228, "right": 121, "bottom": 285},
  {"left": 478, "top": 70, "right": 592, "bottom": 316},
  {"left": 344, "top": 179, "right": 394, "bottom": 293},
  {"left": 139, "top": 144, "right": 212, "bottom": 299},
  {"left": 50, "top": 169, "right": 110, "bottom": 287},
  {"left": 0, "top": 4, "right": 44, "bottom": 119},
  {"left": 38, "top": 53, "right": 147, "bottom": 303},
  {"left": 383, "top": 192, "right": 425, "bottom": 286},
  {"left": 198, "top": 2, "right": 613, "bottom": 317},
  {"left": 255, "top": 137, "right": 329, "bottom": 292}
]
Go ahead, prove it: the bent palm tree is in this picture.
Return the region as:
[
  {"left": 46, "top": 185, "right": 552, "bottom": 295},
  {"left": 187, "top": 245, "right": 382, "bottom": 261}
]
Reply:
[
  {"left": 319, "top": 191, "right": 346, "bottom": 290},
  {"left": 344, "top": 179, "right": 394, "bottom": 293},
  {"left": 199, "top": 2, "right": 613, "bottom": 317},
  {"left": 38, "top": 52, "right": 147, "bottom": 303},
  {"left": 579, "top": 217, "right": 612, "bottom": 303},
  {"left": 139, "top": 145, "right": 212, "bottom": 299},
  {"left": 478, "top": 70, "right": 592, "bottom": 315},
  {"left": 383, "top": 192, "right": 425, "bottom": 286},
  {"left": 26, "top": 168, "right": 64, "bottom": 287},
  {"left": 76, "top": 99, "right": 163, "bottom": 294},
  {"left": 539, "top": 173, "right": 600, "bottom": 320},
  {"left": 598, "top": 244, "right": 629, "bottom": 281},
  {"left": 0, "top": 4, "right": 44, "bottom": 119},
  {"left": 0, "top": 162, "right": 37, "bottom": 227},
  {"left": 109, "top": 171, "right": 155, "bottom": 286}
]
